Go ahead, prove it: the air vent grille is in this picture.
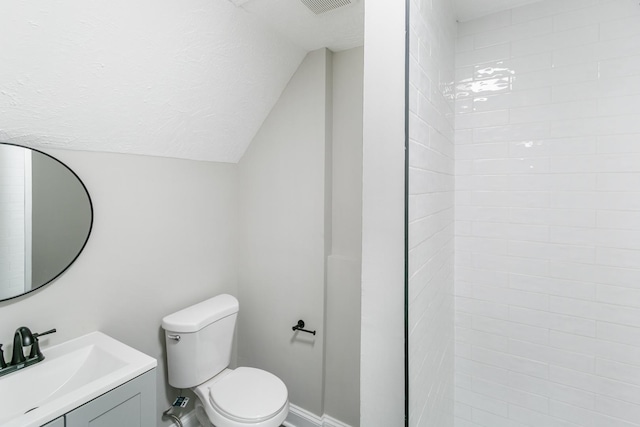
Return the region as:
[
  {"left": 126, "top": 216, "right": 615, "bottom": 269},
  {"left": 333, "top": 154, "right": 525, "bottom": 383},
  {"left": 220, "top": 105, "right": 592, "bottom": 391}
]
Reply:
[{"left": 300, "top": 0, "right": 353, "bottom": 15}]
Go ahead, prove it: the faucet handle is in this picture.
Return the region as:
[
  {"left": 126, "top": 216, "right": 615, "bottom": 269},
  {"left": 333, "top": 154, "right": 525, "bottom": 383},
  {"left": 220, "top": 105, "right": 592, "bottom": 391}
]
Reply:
[
  {"left": 29, "top": 328, "right": 56, "bottom": 360},
  {"left": 33, "top": 328, "right": 57, "bottom": 339}
]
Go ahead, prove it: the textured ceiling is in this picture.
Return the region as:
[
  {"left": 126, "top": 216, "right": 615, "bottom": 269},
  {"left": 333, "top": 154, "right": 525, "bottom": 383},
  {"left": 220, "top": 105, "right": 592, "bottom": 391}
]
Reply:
[
  {"left": 1, "top": 0, "right": 307, "bottom": 163},
  {"left": 455, "top": 0, "right": 544, "bottom": 21}
]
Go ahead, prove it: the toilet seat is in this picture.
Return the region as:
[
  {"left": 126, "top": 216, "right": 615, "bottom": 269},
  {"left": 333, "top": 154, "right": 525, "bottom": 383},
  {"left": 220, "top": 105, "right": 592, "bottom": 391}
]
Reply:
[{"left": 209, "top": 367, "right": 288, "bottom": 423}]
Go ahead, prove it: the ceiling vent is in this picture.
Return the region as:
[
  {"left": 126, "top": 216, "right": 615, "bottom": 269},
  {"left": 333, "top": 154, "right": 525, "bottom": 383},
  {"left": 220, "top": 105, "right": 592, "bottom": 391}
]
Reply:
[{"left": 300, "top": 0, "right": 353, "bottom": 15}]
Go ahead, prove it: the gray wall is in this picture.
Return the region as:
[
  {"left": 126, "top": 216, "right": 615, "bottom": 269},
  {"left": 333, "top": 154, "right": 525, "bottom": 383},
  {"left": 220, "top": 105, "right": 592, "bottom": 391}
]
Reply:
[
  {"left": 237, "top": 48, "right": 332, "bottom": 416},
  {"left": 325, "top": 46, "right": 363, "bottom": 427},
  {"left": 0, "top": 149, "right": 238, "bottom": 425},
  {"left": 237, "top": 47, "right": 364, "bottom": 424}
]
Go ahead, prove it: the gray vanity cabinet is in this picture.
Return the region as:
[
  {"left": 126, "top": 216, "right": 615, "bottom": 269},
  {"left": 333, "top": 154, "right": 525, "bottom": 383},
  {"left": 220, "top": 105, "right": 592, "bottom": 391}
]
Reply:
[
  {"left": 43, "top": 418, "right": 64, "bottom": 427},
  {"left": 64, "top": 369, "right": 156, "bottom": 427}
]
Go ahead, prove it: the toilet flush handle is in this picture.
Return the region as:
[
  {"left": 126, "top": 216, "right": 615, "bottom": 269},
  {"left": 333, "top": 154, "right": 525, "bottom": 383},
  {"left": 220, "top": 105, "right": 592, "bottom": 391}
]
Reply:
[{"left": 167, "top": 334, "right": 181, "bottom": 342}]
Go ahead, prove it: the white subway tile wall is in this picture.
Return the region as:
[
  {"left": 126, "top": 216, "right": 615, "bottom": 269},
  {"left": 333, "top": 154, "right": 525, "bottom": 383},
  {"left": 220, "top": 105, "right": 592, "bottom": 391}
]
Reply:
[
  {"left": 408, "top": 0, "right": 457, "bottom": 425},
  {"left": 454, "top": 0, "right": 640, "bottom": 426}
]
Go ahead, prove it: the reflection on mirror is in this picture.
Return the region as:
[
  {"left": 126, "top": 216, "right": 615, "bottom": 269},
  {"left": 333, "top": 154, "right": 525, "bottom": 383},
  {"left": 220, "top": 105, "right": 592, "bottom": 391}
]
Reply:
[{"left": 0, "top": 143, "right": 93, "bottom": 302}]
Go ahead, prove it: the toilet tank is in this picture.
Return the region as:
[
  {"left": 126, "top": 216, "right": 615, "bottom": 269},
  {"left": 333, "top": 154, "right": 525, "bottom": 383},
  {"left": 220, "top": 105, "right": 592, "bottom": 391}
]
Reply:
[{"left": 162, "top": 294, "right": 239, "bottom": 389}]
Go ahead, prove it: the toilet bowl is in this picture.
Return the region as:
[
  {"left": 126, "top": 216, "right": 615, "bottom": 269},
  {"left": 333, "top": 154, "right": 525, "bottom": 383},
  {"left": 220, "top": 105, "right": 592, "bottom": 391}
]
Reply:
[
  {"left": 193, "top": 368, "right": 288, "bottom": 427},
  {"left": 162, "top": 294, "right": 289, "bottom": 427}
]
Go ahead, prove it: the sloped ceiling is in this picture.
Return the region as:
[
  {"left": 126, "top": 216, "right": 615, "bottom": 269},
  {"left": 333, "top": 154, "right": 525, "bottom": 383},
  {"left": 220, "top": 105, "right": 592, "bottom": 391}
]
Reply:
[
  {"left": 0, "top": 0, "right": 307, "bottom": 163},
  {"left": 455, "top": 0, "right": 544, "bottom": 22}
]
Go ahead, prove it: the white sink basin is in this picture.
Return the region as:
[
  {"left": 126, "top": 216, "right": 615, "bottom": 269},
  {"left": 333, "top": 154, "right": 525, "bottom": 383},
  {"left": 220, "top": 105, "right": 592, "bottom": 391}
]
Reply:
[{"left": 0, "top": 331, "right": 156, "bottom": 427}]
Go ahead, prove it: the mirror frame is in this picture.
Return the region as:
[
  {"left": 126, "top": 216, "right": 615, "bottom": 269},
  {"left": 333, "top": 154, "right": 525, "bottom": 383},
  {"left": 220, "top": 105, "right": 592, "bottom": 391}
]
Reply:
[{"left": 0, "top": 142, "right": 94, "bottom": 302}]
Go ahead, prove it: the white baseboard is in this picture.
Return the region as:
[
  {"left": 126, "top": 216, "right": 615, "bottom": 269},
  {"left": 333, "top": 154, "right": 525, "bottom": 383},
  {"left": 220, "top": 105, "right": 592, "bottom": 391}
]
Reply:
[
  {"left": 285, "top": 404, "right": 353, "bottom": 427},
  {"left": 322, "top": 414, "right": 353, "bottom": 427},
  {"left": 176, "top": 403, "right": 352, "bottom": 427}
]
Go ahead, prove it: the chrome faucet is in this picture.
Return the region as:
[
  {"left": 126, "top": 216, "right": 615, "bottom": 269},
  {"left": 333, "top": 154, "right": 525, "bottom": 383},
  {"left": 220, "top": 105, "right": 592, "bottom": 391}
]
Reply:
[{"left": 0, "top": 327, "right": 56, "bottom": 377}]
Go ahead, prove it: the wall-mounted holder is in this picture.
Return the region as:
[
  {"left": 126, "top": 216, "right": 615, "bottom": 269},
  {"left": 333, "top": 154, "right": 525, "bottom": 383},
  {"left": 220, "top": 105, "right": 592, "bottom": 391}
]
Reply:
[{"left": 292, "top": 320, "right": 316, "bottom": 336}]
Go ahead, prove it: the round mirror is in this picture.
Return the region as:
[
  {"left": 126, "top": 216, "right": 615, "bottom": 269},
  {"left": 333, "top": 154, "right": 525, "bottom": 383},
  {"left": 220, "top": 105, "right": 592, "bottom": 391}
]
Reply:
[{"left": 0, "top": 143, "right": 93, "bottom": 301}]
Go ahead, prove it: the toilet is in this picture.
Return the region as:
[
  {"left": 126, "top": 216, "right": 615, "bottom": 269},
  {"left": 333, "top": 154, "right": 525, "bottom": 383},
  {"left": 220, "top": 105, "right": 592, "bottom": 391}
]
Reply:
[{"left": 162, "top": 294, "right": 289, "bottom": 427}]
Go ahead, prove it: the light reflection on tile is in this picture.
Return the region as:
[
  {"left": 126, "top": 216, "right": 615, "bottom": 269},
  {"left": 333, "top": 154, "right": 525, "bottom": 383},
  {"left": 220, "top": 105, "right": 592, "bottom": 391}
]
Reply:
[{"left": 454, "top": 1, "right": 640, "bottom": 426}]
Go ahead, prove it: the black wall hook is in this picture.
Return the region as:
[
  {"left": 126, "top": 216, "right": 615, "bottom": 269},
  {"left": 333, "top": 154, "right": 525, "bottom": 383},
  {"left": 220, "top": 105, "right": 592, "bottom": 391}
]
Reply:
[{"left": 292, "top": 320, "right": 316, "bottom": 335}]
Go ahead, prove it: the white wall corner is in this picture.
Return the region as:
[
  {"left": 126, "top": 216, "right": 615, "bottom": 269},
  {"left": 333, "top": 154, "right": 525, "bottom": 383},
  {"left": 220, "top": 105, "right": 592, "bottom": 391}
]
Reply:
[{"left": 360, "top": 0, "right": 406, "bottom": 425}]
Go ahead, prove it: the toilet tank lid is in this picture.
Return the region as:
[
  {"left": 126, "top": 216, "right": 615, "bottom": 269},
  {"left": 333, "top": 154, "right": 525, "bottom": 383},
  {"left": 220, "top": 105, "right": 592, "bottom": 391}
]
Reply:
[{"left": 162, "top": 294, "right": 239, "bottom": 333}]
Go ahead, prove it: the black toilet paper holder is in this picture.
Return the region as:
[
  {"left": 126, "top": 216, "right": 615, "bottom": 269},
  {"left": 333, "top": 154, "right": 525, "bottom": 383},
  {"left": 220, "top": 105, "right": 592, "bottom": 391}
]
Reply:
[{"left": 292, "top": 320, "right": 316, "bottom": 335}]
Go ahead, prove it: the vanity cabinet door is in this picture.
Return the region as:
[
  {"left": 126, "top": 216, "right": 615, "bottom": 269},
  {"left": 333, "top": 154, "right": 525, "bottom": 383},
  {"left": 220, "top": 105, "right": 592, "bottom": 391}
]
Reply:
[
  {"left": 43, "top": 417, "right": 65, "bottom": 427},
  {"left": 65, "top": 369, "right": 156, "bottom": 427}
]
